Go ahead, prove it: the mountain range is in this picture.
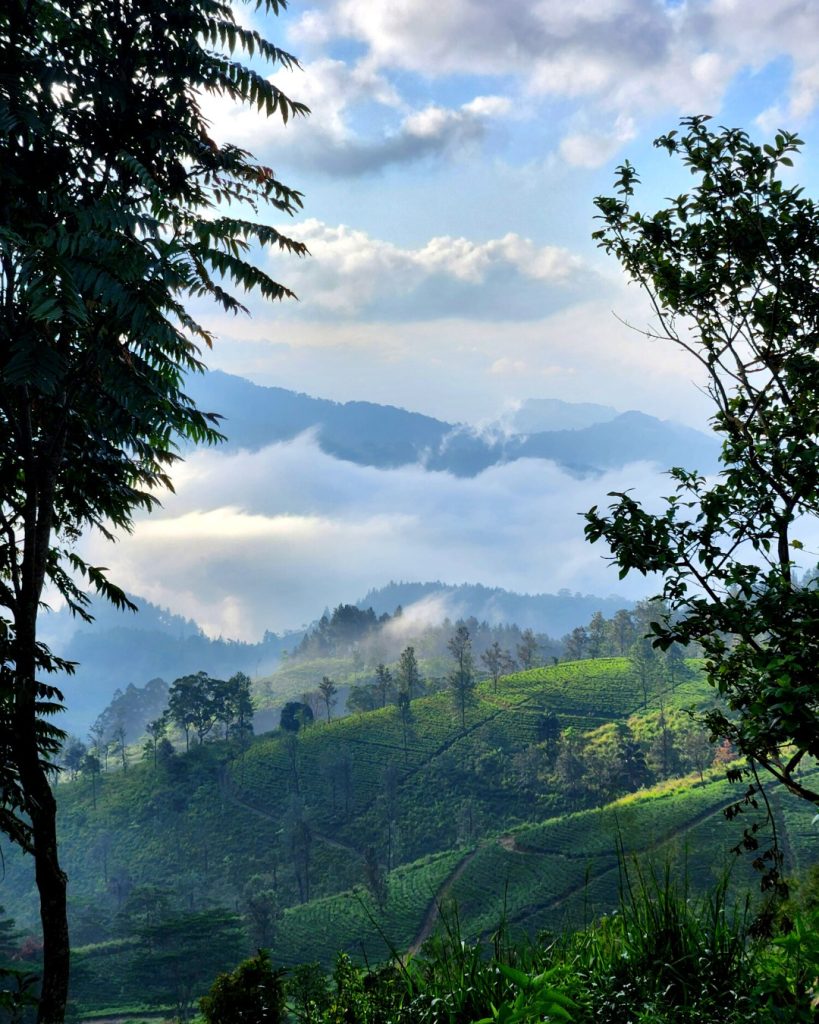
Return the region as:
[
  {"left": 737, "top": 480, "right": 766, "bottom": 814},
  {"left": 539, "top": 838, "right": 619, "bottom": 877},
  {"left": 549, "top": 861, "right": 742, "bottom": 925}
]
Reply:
[{"left": 185, "top": 371, "right": 719, "bottom": 477}]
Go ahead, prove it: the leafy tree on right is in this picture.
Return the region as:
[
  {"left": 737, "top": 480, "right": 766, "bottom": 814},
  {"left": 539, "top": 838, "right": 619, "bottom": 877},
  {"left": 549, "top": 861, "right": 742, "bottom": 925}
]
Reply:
[{"left": 586, "top": 116, "right": 819, "bottom": 809}]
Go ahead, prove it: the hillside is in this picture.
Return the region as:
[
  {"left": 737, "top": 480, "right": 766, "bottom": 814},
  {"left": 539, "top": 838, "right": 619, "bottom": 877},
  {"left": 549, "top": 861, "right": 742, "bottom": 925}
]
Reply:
[{"left": 4, "top": 657, "right": 814, "bottom": 1016}]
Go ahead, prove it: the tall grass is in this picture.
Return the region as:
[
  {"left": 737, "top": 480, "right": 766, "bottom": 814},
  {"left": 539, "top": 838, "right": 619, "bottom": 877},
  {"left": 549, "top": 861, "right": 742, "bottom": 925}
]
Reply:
[{"left": 291, "top": 857, "right": 819, "bottom": 1023}]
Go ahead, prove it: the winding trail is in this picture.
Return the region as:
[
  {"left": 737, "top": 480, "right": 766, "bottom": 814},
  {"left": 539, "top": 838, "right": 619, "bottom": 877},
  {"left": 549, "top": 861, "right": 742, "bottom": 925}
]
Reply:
[
  {"left": 406, "top": 846, "right": 481, "bottom": 956},
  {"left": 483, "top": 792, "right": 736, "bottom": 937}
]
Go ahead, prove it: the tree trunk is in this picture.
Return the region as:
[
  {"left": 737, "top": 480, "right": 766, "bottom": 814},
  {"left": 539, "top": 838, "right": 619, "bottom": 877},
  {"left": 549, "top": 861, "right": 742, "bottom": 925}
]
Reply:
[{"left": 14, "top": 616, "right": 69, "bottom": 1024}]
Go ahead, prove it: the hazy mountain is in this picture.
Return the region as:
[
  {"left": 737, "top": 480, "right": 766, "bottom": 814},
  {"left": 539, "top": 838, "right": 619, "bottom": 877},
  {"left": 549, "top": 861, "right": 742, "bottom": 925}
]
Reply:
[
  {"left": 185, "top": 370, "right": 449, "bottom": 467},
  {"left": 186, "top": 371, "right": 719, "bottom": 477},
  {"left": 510, "top": 397, "right": 620, "bottom": 433},
  {"left": 358, "top": 581, "right": 633, "bottom": 637}
]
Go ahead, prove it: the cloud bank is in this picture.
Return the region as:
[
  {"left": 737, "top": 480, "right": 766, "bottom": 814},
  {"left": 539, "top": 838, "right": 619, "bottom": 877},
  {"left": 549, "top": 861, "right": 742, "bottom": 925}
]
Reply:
[{"left": 81, "top": 434, "right": 674, "bottom": 640}]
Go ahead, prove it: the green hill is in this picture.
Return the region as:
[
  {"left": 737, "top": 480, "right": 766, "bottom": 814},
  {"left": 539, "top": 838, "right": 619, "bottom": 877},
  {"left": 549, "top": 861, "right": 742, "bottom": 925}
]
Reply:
[{"left": 3, "top": 656, "right": 815, "bottom": 1016}]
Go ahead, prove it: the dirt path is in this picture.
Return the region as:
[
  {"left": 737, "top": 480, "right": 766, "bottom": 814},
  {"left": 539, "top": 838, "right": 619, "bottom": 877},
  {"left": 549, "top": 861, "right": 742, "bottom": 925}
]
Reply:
[{"left": 406, "top": 847, "right": 480, "bottom": 956}]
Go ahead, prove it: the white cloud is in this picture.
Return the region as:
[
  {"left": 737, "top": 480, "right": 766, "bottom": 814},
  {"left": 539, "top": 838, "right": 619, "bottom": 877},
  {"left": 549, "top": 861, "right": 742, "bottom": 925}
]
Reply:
[
  {"left": 289, "top": 0, "right": 819, "bottom": 164},
  {"left": 264, "top": 219, "right": 589, "bottom": 316},
  {"left": 201, "top": 56, "right": 511, "bottom": 176},
  {"left": 82, "top": 435, "right": 671, "bottom": 639},
  {"left": 199, "top": 279, "right": 713, "bottom": 432}
]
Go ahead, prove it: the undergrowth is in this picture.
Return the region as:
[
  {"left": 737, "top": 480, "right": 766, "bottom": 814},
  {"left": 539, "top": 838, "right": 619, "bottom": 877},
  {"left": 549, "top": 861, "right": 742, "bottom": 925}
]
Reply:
[{"left": 198, "top": 860, "right": 819, "bottom": 1023}]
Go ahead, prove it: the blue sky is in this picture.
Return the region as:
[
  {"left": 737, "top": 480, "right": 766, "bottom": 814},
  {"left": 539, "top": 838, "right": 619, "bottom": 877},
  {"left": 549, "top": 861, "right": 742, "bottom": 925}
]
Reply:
[
  {"left": 78, "top": 0, "right": 819, "bottom": 640},
  {"left": 193, "top": 0, "right": 819, "bottom": 426}
]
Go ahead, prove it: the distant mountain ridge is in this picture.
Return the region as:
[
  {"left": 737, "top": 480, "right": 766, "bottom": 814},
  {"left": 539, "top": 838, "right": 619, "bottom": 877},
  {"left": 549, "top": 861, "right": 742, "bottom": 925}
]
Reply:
[
  {"left": 186, "top": 371, "right": 719, "bottom": 477},
  {"left": 48, "top": 578, "right": 635, "bottom": 736},
  {"left": 357, "top": 580, "right": 632, "bottom": 637}
]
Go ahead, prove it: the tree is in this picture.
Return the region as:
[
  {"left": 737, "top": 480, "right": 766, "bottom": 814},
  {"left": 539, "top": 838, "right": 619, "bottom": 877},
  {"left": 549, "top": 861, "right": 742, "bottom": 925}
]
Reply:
[
  {"left": 241, "top": 874, "right": 281, "bottom": 949},
  {"left": 646, "top": 709, "right": 681, "bottom": 781},
  {"left": 362, "top": 846, "right": 388, "bottom": 912},
  {"left": 279, "top": 701, "right": 313, "bottom": 733},
  {"left": 680, "top": 723, "right": 715, "bottom": 784},
  {"left": 130, "top": 910, "right": 247, "bottom": 1024},
  {"left": 200, "top": 950, "right": 286, "bottom": 1024},
  {"left": 516, "top": 628, "right": 539, "bottom": 670},
  {"left": 145, "top": 718, "right": 167, "bottom": 770},
  {"left": 553, "top": 730, "right": 586, "bottom": 810},
  {"left": 59, "top": 738, "right": 86, "bottom": 782},
  {"left": 613, "top": 724, "right": 651, "bottom": 792},
  {"left": 373, "top": 664, "right": 392, "bottom": 709},
  {"left": 663, "top": 644, "right": 691, "bottom": 691},
  {"left": 0, "top": 2, "right": 306, "bottom": 1015},
  {"left": 586, "top": 611, "right": 607, "bottom": 659},
  {"left": 286, "top": 799, "right": 312, "bottom": 904},
  {"left": 112, "top": 722, "right": 127, "bottom": 773},
  {"left": 221, "top": 672, "right": 254, "bottom": 745},
  {"left": 628, "top": 637, "right": 662, "bottom": 709},
  {"left": 608, "top": 608, "right": 636, "bottom": 656},
  {"left": 447, "top": 625, "right": 476, "bottom": 730},
  {"left": 396, "top": 690, "right": 413, "bottom": 760},
  {"left": 586, "top": 117, "right": 819, "bottom": 812},
  {"left": 167, "top": 673, "right": 218, "bottom": 751},
  {"left": 80, "top": 752, "right": 100, "bottom": 810},
  {"left": 480, "top": 640, "right": 507, "bottom": 692},
  {"left": 562, "top": 626, "right": 588, "bottom": 662},
  {"left": 318, "top": 676, "right": 338, "bottom": 723},
  {"left": 396, "top": 645, "right": 422, "bottom": 700}
]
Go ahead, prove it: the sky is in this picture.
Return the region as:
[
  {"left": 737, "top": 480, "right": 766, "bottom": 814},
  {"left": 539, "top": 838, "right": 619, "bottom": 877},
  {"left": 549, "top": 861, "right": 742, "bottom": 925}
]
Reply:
[{"left": 80, "top": 0, "right": 819, "bottom": 640}]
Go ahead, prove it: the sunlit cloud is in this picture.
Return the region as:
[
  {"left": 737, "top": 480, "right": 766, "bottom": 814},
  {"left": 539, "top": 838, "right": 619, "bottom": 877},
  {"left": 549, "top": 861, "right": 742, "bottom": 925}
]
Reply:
[{"left": 82, "top": 435, "right": 677, "bottom": 640}]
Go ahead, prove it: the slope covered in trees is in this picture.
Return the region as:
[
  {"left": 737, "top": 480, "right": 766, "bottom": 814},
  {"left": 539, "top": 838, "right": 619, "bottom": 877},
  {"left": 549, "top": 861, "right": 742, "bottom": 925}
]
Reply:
[{"left": 2, "top": 653, "right": 815, "bottom": 1018}]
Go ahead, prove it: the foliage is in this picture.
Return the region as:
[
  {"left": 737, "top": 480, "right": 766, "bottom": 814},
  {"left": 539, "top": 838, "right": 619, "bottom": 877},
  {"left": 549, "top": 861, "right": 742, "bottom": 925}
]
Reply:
[
  {"left": 91, "top": 678, "right": 168, "bottom": 747},
  {"left": 473, "top": 963, "right": 577, "bottom": 1023},
  {"left": 586, "top": 117, "right": 819, "bottom": 813},
  {"left": 281, "top": 702, "right": 315, "bottom": 733},
  {"left": 396, "top": 646, "right": 422, "bottom": 700},
  {"left": 200, "top": 949, "right": 286, "bottom": 1024},
  {"left": 165, "top": 671, "right": 254, "bottom": 750},
  {"left": 448, "top": 625, "right": 476, "bottom": 729},
  {"left": 130, "top": 909, "right": 246, "bottom": 1023},
  {"left": 0, "top": 0, "right": 306, "bottom": 1017},
  {"left": 318, "top": 677, "right": 338, "bottom": 723}
]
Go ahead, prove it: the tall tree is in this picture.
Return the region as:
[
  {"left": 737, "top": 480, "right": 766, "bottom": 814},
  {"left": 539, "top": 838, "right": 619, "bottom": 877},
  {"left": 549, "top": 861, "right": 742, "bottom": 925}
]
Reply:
[
  {"left": 396, "top": 690, "right": 413, "bottom": 760},
  {"left": 608, "top": 609, "right": 636, "bottom": 656},
  {"left": 220, "top": 671, "right": 254, "bottom": 743},
  {"left": 563, "top": 626, "right": 589, "bottom": 662},
  {"left": 318, "top": 676, "right": 338, "bottom": 724},
  {"left": 279, "top": 701, "right": 313, "bottom": 734},
  {"left": 396, "top": 646, "right": 422, "bottom": 701},
  {"left": 480, "top": 640, "right": 508, "bottom": 693},
  {"left": 516, "top": 628, "right": 539, "bottom": 670},
  {"left": 0, "top": 3, "right": 305, "bottom": 1015},
  {"left": 144, "top": 718, "right": 166, "bottom": 770},
  {"left": 373, "top": 664, "right": 392, "bottom": 709},
  {"left": 166, "top": 673, "right": 219, "bottom": 750},
  {"left": 130, "top": 910, "right": 246, "bottom": 1024},
  {"left": 447, "top": 625, "right": 476, "bottom": 730},
  {"left": 586, "top": 117, "right": 819, "bottom": 812},
  {"left": 586, "top": 611, "right": 607, "bottom": 659},
  {"left": 629, "top": 637, "right": 662, "bottom": 709}
]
